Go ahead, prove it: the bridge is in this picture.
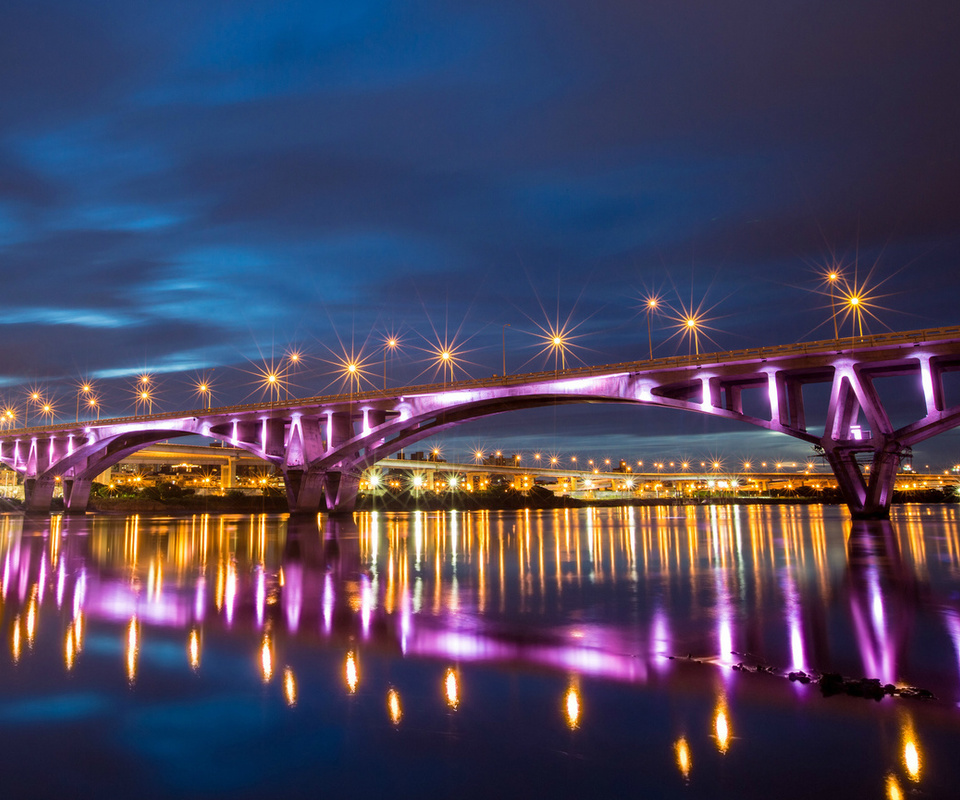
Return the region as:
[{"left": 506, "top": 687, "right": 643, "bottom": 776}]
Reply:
[{"left": 2, "top": 325, "right": 960, "bottom": 519}]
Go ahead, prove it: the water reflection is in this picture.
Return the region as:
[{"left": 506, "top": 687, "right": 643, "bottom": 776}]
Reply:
[
  {"left": 444, "top": 666, "right": 459, "bottom": 709},
  {"left": 674, "top": 736, "right": 692, "bottom": 779},
  {"left": 1, "top": 506, "right": 960, "bottom": 701},
  {"left": 1, "top": 506, "right": 960, "bottom": 796},
  {"left": 713, "top": 698, "right": 731, "bottom": 753},
  {"left": 260, "top": 634, "right": 273, "bottom": 682},
  {"left": 345, "top": 651, "right": 359, "bottom": 693},
  {"left": 387, "top": 687, "right": 402, "bottom": 725},
  {"left": 283, "top": 667, "right": 297, "bottom": 706},
  {"left": 563, "top": 682, "right": 581, "bottom": 729}
]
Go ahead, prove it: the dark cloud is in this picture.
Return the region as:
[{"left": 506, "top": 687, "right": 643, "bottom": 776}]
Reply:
[{"left": 2, "top": 1, "right": 959, "bottom": 462}]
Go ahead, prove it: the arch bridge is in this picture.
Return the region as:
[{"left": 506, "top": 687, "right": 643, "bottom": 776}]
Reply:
[{"left": 3, "top": 326, "right": 960, "bottom": 519}]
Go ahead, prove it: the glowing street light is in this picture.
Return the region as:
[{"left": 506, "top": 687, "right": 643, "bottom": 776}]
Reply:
[
  {"left": 76, "top": 380, "right": 94, "bottom": 422},
  {"left": 135, "top": 388, "right": 155, "bottom": 416},
  {"left": 247, "top": 358, "right": 290, "bottom": 405},
  {"left": 666, "top": 292, "right": 722, "bottom": 357},
  {"left": 285, "top": 348, "right": 305, "bottom": 396},
  {"left": 846, "top": 293, "right": 863, "bottom": 339},
  {"left": 525, "top": 307, "right": 590, "bottom": 377},
  {"left": 685, "top": 315, "right": 702, "bottom": 355},
  {"left": 192, "top": 372, "right": 215, "bottom": 409},
  {"left": 25, "top": 389, "right": 44, "bottom": 427},
  {"left": 382, "top": 335, "right": 400, "bottom": 390},
  {"left": 835, "top": 271, "right": 889, "bottom": 342},
  {"left": 39, "top": 401, "right": 57, "bottom": 424},
  {"left": 826, "top": 268, "right": 842, "bottom": 339},
  {"left": 643, "top": 294, "right": 663, "bottom": 360},
  {"left": 133, "top": 375, "right": 158, "bottom": 416}
]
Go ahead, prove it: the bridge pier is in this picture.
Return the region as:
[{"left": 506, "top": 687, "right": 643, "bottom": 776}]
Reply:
[
  {"left": 283, "top": 467, "right": 327, "bottom": 515},
  {"left": 282, "top": 467, "right": 360, "bottom": 515},
  {"left": 22, "top": 477, "right": 56, "bottom": 514},
  {"left": 62, "top": 478, "right": 92, "bottom": 514},
  {"left": 823, "top": 444, "right": 902, "bottom": 520},
  {"left": 324, "top": 471, "right": 359, "bottom": 515}
]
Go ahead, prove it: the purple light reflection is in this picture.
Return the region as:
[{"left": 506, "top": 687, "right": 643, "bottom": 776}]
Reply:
[{"left": 0, "top": 507, "right": 958, "bottom": 703}]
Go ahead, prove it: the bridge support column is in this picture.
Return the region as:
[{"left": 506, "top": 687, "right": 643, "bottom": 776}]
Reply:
[
  {"left": 324, "top": 471, "right": 359, "bottom": 515},
  {"left": 62, "top": 478, "right": 92, "bottom": 514},
  {"left": 23, "top": 477, "right": 56, "bottom": 514},
  {"left": 223, "top": 456, "right": 236, "bottom": 489},
  {"left": 824, "top": 443, "right": 901, "bottom": 520},
  {"left": 283, "top": 467, "right": 326, "bottom": 515}
]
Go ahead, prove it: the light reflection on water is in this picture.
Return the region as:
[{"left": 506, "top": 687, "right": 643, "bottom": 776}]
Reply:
[{"left": 0, "top": 504, "right": 959, "bottom": 797}]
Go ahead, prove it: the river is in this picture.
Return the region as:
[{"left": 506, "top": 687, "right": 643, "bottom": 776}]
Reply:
[{"left": 1, "top": 504, "right": 959, "bottom": 798}]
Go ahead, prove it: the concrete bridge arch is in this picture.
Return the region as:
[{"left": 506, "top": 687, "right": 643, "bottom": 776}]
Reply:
[{"left": 3, "top": 326, "right": 960, "bottom": 519}]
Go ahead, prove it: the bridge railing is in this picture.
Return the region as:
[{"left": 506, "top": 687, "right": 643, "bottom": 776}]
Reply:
[{"left": 3, "top": 324, "right": 960, "bottom": 438}]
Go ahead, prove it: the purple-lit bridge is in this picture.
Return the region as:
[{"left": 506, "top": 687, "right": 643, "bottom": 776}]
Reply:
[{"left": 3, "top": 326, "right": 960, "bottom": 518}]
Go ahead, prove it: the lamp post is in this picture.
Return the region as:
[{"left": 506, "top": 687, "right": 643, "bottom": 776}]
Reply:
[
  {"left": 847, "top": 295, "right": 863, "bottom": 341},
  {"left": 138, "top": 389, "right": 154, "bottom": 416},
  {"left": 77, "top": 382, "right": 93, "bottom": 423},
  {"left": 285, "top": 352, "right": 302, "bottom": 399},
  {"left": 26, "top": 391, "right": 42, "bottom": 427},
  {"left": 685, "top": 316, "right": 701, "bottom": 356},
  {"left": 383, "top": 337, "right": 399, "bottom": 390},
  {"left": 440, "top": 350, "right": 452, "bottom": 388},
  {"left": 645, "top": 297, "right": 658, "bottom": 360},
  {"left": 135, "top": 374, "right": 154, "bottom": 416},
  {"left": 827, "top": 271, "right": 841, "bottom": 339}
]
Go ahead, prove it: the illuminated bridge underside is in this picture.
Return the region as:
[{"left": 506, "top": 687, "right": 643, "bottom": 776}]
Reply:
[{"left": 3, "top": 327, "right": 960, "bottom": 519}]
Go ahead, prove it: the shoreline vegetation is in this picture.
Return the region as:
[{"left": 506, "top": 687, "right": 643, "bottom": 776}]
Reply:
[{"left": 1, "top": 483, "right": 955, "bottom": 515}]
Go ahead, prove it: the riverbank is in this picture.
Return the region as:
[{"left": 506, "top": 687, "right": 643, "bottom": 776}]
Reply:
[{"left": 1, "top": 488, "right": 953, "bottom": 515}]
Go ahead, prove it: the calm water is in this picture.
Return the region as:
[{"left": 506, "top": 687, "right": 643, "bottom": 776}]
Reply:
[{"left": 2, "top": 505, "right": 960, "bottom": 798}]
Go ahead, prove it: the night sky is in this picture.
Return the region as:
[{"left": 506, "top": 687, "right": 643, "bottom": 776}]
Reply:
[{"left": 3, "top": 1, "right": 960, "bottom": 466}]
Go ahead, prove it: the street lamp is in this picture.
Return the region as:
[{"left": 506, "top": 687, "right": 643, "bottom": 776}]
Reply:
[
  {"left": 826, "top": 270, "right": 842, "bottom": 339},
  {"left": 26, "top": 390, "right": 43, "bottom": 427},
  {"left": 383, "top": 336, "right": 400, "bottom": 390},
  {"left": 285, "top": 349, "right": 303, "bottom": 398},
  {"left": 193, "top": 372, "right": 215, "bottom": 409},
  {"left": 137, "top": 389, "right": 154, "bottom": 416},
  {"left": 685, "top": 316, "right": 701, "bottom": 356},
  {"left": 342, "top": 360, "right": 360, "bottom": 406},
  {"left": 88, "top": 397, "right": 101, "bottom": 421},
  {"left": 846, "top": 294, "right": 863, "bottom": 340},
  {"left": 428, "top": 339, "right": 463, "bottom": 388},
  {"left": 644, "top": 296, "right": 661, "bottom": 360},
  {"left": 77, "top": 381, "right": 94, "bottom": 422},
  {"left": 40, "top": 402, "right": 56, "bottom": 424}
]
